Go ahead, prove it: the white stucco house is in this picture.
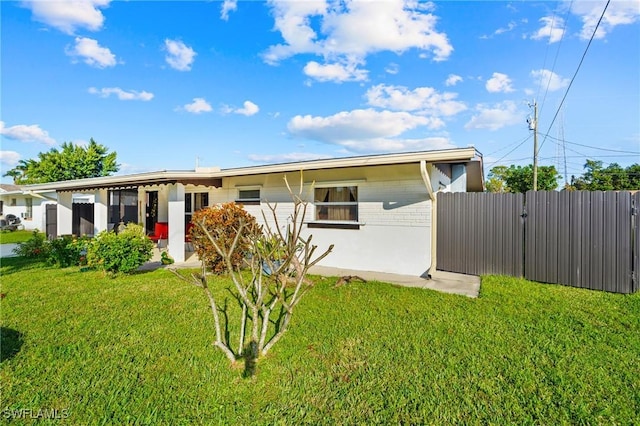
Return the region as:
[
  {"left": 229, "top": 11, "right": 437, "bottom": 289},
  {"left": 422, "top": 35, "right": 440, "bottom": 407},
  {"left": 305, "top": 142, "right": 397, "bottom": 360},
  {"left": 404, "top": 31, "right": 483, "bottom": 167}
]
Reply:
[
  {"left": 0, "top": 184, "right": 53, "bottom": 231},
  {"left": 16, "top": 148, "right": 484, "bottom": 277}
]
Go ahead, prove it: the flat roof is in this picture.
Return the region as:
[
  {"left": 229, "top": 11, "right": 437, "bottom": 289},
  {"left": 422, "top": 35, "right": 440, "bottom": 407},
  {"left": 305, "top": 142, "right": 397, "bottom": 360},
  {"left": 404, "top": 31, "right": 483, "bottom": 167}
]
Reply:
[{"left": 23, "top": 147, "right": 483, "bottom": 192}]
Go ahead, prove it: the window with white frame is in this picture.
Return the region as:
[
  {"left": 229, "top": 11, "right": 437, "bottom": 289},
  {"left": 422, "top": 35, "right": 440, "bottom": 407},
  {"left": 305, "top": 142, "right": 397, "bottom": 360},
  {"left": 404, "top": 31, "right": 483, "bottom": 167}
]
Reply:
[
  {"left": 236, "top": 188, "right": 261, "bottom": 205},
  {"left": 314, "top": 186, "right": 358, "bottom": 222},
  {"left": 185, "top": 192, "right": 209, "bottom": 226},
  {"left": 25, "top": 197, "right": 33, "bottom": 220}
]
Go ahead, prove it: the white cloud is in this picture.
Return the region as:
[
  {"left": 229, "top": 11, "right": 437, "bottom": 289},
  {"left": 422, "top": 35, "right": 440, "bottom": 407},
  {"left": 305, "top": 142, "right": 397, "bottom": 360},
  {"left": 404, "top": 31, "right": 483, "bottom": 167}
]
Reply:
[
  {"left": 182, "top": 98, "right": 212, "bottom": 114},
  {"left": 236, "top": 101, "right": 260, "bottom": 116},
  {"left": 481, "top": 20, "right": 517, "bottom": 39},
  {"left": 385, "top": 63, "right": 399, "bottom": 75},
  {"left": 445, "top": 74, "right": 463, "bottom": 87},
  {"left": 66, "top": 37, "right": 117, "bottom": 68},
  {"left": 495, "top": 21, "right": 517, "bottom": 35},
  {"left": 248, "top": 152, "right": 332, "bottom": 163},
  {"left": 530, "top": 69, "right": 570, "bottom": 92},
  {"left": 88, "top": 87, "right": 154, "bottom": 101},
  {"left": 222, "top": 101, "right": 260, "bottom": 116},
  {"left": 22, "top": 0, "right": 110, "bottom": 34},
  {"left": 263, "top": 0, "right": 452, "bottom": 81},
  {"left": 571, "top": 0, "right": 640, "bottom": 40},
  {"left": 465, "top": 101, "right": 523, "bottom": 131},
  {"left": 0, "top": 121, "right": 56, "bottom": 145},
  {"left": 287, "top": 108, "right": 451, "bottom": 152},
  {"left": 365, "top": 84, "right": 466, "bottom": 117},
  {"left": 220, "top": 0, "right": 237, "bottom": 20},
  {"left": 332, "top": 136, "right": 455, "bottom": 153},
  {"left": 0, "top": 151, "right": 21, "bottom": 168},
  {"left": 486, "top": 72, "right": 515, "bottom": 93},
  {"left": 164, "top": 39, "right": 196, "bottom": 71},
  {"left": 531, "top": 16, "right": 565, "bottom": 43},
  {"left": 303, "top": 60, "right": 368, "bottom": 83}
]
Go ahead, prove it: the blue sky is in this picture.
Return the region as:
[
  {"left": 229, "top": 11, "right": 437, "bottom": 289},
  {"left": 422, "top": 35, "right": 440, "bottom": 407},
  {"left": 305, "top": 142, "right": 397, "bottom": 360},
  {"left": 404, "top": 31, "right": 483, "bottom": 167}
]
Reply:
[{"left": 1, "top": 0, "right": 639, "bottom": 185}]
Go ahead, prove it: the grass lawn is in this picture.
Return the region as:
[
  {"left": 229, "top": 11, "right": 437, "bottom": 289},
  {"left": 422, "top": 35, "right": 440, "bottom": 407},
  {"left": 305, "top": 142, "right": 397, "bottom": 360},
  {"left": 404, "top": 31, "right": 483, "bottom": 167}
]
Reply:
[
  {"left": 1, "top": 257, "right": 639, "bottom": 424},
  {"left": 0, "top": 230, "right": 41, "bottom": 245}
]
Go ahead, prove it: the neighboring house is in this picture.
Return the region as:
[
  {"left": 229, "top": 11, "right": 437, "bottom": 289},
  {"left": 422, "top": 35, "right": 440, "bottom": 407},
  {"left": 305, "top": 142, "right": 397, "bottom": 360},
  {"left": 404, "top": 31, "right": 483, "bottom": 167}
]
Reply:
[
  {"left": 21, "top": 148, "right": 484, "bottom": 276},
  {"left": 0, "top": 183, "right": 43, "bottom": 231},
  {"left": 0, "top": 184, "right": 92, "bottom": 235}
]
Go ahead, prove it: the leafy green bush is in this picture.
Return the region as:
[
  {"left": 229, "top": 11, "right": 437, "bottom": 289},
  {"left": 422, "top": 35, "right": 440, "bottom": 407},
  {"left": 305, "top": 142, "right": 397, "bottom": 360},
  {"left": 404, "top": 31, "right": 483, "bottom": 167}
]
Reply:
[
  {"left": 13, "top": 230, "right": 49, "bottom": 259},
  {"left": 190, "top": 202, "right": 261, "bottom": 273},
  {"left": 87, "top": 223, "right": 153, "bottom": 275},
  {"left": 47, "top": 235, "right": 90, "bottom": 268}
]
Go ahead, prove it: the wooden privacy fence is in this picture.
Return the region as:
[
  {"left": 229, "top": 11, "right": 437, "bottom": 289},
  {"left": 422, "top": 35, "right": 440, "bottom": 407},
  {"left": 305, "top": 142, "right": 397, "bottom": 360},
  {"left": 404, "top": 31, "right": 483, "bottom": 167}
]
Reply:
[{"left": 437, "top": 191, "right": 639, "bottom": 294}]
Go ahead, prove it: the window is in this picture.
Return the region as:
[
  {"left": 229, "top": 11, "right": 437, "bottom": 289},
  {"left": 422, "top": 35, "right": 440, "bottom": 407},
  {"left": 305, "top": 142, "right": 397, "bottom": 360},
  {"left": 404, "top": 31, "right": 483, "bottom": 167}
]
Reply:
[
  {"left": 0, "top": 200, "right": 3, "bottom": 215},
  {"left": 25, "top": 198, "right": 33, "bottom": 220},
  {"left": 185, "top": 192, "right": 209, "bottom": 226},
  {"left": 10, "top": 198, "right": 16, "bottom": 207},
  {"left": 314, "top": 186, "right": 358, "bottom": 222},
  {"left": 108, "top": 189, "right": 138, "bottom": 227},
  {"left": 236, "top": 188, "right": 261, "bottom": 205}
]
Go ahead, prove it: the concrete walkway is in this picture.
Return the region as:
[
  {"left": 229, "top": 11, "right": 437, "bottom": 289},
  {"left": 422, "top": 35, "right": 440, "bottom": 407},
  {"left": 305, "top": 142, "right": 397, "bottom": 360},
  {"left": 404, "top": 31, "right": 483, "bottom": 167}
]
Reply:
[
  {"left": 145, "top": 249, "right": 480, "bottom": 298},
  {"left": 0, "top": 243, "right": 18, "bottom": 258},
  {"left": 309, "top": 265, "right": 480, "bottom": 298}
]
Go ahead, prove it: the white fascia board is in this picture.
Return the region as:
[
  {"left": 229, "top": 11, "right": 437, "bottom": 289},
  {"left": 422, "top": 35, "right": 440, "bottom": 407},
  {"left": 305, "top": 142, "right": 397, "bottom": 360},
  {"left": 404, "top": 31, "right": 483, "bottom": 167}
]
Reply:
[{"left": 214, "top": 148, "right": 480, "bottom": 178}]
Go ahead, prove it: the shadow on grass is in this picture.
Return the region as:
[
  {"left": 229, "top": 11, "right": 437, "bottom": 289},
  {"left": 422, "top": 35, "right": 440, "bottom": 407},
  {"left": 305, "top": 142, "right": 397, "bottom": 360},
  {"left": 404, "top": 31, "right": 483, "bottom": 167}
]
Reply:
[
  {"left": 243, "top": 340, "right": 258, "bottom": 378},
  {"left": 0, "top": 327, "right": 24, "bottom": 362},
  {"left": 0, "top": 256, "right": 49, "bottom": 276}
]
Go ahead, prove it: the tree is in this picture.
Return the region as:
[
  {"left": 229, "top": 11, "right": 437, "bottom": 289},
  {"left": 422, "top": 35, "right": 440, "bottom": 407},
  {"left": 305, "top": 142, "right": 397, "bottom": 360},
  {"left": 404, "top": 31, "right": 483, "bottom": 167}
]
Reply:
[
  {"left": 570, "top": 160, "right": 640, "bottom": 191},
  {"left": 485, "top": 165, "right": 508, "bottom": 193},
  {"left": 172, "top": 174, "right": 333, "bottom": 375},
  {"left": 3, "top": 138, "right": 118, "bottom": 184},
  {"left": 486, "top": 164, "right": 560, "bottom": 193}
]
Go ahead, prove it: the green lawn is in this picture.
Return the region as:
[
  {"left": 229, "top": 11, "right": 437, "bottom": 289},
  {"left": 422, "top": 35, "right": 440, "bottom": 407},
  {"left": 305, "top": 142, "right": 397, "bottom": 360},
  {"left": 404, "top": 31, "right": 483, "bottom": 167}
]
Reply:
[
  {"left": 0, "top": 230, "right": 41, "bottom": 245},
  {"left": 1, "top": 257, "right": 639, "bottom": 424}
]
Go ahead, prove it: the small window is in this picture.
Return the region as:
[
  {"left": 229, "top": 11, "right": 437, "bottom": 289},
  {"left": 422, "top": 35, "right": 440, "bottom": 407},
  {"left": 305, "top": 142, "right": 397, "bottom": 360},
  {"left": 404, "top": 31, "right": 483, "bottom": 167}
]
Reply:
[
  {"left": 10, "top": 198, "right": 17, "bottom": 207},
  {"left": 236, "top": 189, "right": 261, "bottom": 205},
  {"left": 25, "top": 198, "right": 33, "bottom": 220},
  {"left": 314, "top": 186, "right": 358, "bottom": 222}
]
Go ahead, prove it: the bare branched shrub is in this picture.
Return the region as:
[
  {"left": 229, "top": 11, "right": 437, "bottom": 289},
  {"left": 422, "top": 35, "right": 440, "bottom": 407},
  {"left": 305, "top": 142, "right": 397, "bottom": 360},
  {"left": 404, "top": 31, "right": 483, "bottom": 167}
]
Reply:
[{"left": 172, "top": 174, "right": 333, "bottom": 372}]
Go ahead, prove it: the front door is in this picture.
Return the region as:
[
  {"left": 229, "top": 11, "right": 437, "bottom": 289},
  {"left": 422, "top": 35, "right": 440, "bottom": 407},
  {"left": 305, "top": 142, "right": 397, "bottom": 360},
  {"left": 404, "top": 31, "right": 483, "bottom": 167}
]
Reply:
[{"left": 145, "top": 191, "right": 158, "bottom": 233}]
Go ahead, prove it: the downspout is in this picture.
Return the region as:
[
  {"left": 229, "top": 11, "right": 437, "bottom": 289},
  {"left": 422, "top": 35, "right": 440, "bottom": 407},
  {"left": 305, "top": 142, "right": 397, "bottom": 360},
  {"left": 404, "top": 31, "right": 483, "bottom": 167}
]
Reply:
[{"left": 420, "top": 160, "right": 437, "bottom": 278}]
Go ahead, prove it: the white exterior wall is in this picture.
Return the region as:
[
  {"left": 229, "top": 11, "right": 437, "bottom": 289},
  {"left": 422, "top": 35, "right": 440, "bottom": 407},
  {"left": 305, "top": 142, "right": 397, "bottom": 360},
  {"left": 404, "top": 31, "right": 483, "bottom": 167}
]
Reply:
[
  {"left": 57, "top": 192, "right": 73, "bottom": 235},
  {"left": 215, "top": 164, "right": 437, "bottom": 276},
  {"left": 167, "top": 184, "right": 186, "bottom": 262}
]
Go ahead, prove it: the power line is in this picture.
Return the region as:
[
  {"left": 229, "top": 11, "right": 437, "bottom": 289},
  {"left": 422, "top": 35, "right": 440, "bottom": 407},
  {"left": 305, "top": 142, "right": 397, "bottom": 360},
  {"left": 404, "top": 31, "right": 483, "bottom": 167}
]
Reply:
[
  {"left": 539, "top": 132, "right": 640, "bottom": 154},
  {"left": 486, "top": 134, "right": 533, "bottom": 156},
  {"left": 485, "top": 135, "right": 532, "bottom": 167},
  {"left": 537, "top": 1, "right": 573, "bottom": 118},
  {"left": 537, "top": 0, "right": 611, "bottom": 153}
]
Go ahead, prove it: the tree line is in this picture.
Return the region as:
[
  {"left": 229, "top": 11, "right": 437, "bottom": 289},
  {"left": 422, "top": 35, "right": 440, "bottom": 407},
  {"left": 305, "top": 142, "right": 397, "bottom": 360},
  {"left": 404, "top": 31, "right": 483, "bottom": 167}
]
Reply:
[{"left": 486, "top": 160, "right": 640, "bottom": 193}]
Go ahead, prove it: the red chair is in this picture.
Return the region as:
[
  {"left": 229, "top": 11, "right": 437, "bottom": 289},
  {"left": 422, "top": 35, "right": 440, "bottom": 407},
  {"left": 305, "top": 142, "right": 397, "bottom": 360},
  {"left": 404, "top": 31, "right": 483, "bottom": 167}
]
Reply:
[
  {"left": 148, "top": 222, "right": 168, "bottom": 247},
  {"left": 185, "top": 222, "right": 195, "bottom": 251}
]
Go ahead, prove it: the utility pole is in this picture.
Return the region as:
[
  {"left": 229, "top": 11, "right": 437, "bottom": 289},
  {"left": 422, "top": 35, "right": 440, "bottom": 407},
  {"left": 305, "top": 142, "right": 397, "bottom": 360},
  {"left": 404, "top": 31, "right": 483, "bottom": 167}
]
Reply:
[{"left": 528, "top": 100, "right": 539, "bottom": 191}]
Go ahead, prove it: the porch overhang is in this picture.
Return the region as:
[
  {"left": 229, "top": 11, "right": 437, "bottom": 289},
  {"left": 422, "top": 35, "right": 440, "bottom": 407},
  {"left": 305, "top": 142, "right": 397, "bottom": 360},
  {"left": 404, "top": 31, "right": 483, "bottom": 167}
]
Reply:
[{"left": 23, "top": 172, "right": 222, "bottom": 193}]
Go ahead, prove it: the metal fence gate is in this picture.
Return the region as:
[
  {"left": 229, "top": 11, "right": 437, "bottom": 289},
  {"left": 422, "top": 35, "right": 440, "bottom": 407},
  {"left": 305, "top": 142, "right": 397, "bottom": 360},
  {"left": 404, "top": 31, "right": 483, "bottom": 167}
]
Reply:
[
  {"left": 437, "top": 191, "right": 639, "bottom": 294},
  {"left": 45, "top": 204, "right": 57, "bottom": 239}
]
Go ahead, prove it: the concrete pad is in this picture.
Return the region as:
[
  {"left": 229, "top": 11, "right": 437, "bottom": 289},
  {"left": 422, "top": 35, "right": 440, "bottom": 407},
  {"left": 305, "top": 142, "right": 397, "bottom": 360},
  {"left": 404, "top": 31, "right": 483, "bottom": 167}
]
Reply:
[
  {"left": 309, "top": 265, "right": 480, "bottom": 298},
  {"left": 141, "top": 252, "right": 480, "bottom": 298}
]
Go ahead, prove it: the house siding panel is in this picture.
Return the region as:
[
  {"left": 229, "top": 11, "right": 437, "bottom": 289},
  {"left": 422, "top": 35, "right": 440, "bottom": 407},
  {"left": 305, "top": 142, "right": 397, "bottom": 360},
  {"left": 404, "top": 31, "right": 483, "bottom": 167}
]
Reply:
[{"left": 219, "top": 165, "right": 434, "bottom": 276}]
